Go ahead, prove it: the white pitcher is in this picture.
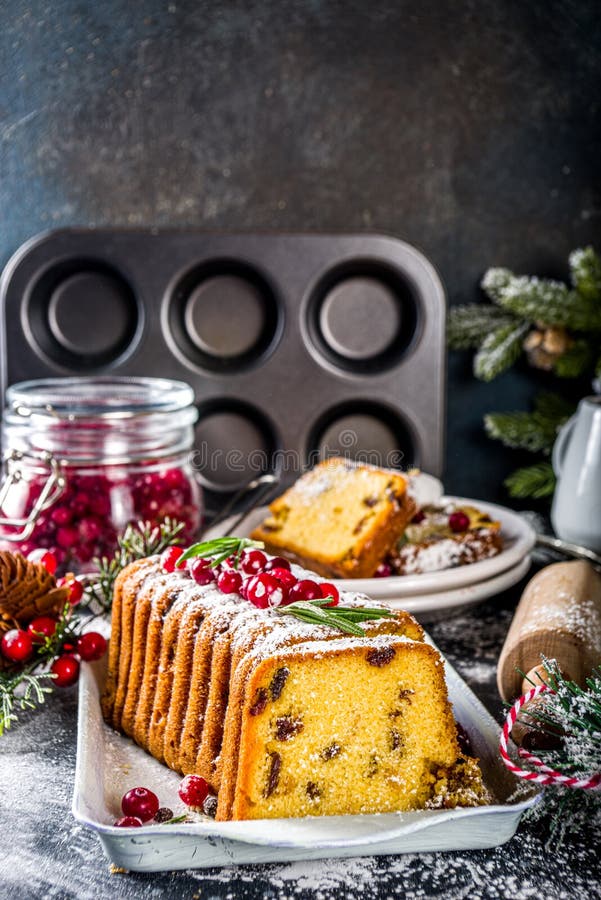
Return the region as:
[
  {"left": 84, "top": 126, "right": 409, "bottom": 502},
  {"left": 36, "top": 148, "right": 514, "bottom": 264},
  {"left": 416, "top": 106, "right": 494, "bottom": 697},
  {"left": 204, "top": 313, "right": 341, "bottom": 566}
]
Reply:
[{"left": 551, "top": 396, "right": 601, "bottom": 552}]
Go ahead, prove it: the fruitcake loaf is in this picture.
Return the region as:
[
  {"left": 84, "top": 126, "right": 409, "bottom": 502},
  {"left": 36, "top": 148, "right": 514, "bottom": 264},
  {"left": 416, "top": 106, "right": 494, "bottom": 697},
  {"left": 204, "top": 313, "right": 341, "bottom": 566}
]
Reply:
[
  {"left": 250, "top": 457, "right": 415, "bottom": 578},
  {"left": 101, "top": 550, "right": 490, "bottom": 820}
]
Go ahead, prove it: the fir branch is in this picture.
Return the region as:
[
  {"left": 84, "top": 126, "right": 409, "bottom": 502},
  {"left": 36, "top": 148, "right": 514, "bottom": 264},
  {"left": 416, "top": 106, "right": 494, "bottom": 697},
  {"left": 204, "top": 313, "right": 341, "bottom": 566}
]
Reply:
[
  {"left": 553, "top": 339, "right": 593, "bottom": 378},
  {"left": 0, "top": 666, "right": 55, "bottom": 736},
  {"left": 276, "top": 598, "right": 396, "bottom": 637},
  {"left": 569, "top": 246, "right": 601, "bottom": 301},
  {"left": 84, "top": 517, "right": 186, "bottom": 611},
  {"left": 484, "top": 267, "right": 601, "bottom": 331},
  {"left": 178, "top": 536, "right": 264, "bottom": 568},
  {"left": 504, "top": 462, "right": 556, "bottom": 499},
  {"left": 447, "top": 305, "right": 518, "bottom": 350},
  {"left": 484, "top": 393, "right": 574, "bottom": 453},
  {"left": 473, "top": 321, "right": 529, "bottom": 381}
]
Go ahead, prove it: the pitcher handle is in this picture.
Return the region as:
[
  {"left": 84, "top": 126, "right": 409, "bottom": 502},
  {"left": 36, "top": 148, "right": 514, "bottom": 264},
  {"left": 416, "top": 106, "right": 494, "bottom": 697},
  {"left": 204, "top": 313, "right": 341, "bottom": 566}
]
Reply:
[{"left": 552, "top": 415, "right": 577, "bottom": 478}]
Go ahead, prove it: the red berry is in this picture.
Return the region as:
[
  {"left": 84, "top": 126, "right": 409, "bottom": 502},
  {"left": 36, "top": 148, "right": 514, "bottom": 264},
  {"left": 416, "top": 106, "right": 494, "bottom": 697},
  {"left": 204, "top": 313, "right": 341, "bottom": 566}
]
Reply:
[
  {"left": 375, "top": 562, "right": 393, "bottom": 578},
  {"left": 56, "top": 526, "right": 79, "bottom": 549},
  {"left": 77, "top": 631, "right": 108, "bottom": 661},
  {"left": 27, "top": 616, "right": 57, "bottom": 643},
  {"left": 114, "top": 816, "right": 143, "bottom": 828},
  {"left": 449, "top": 511, "right": 470, "bottom": 533},
  {"left": 288, "top": 579, "right": 323, "bottom": 603},
  {"left": 178, "top": 774, "right": 210, "bottom": 808},
  {"left": 161, "top": 546, "right": 184, "bottom": 572},
  {"left": 50, "top": 654, "right": 80, "bottom": 687},
  {"left": 121, "top": 786, "right": 160, "bottom": 822},
  {"left": 411, "top": 510, "right": 426, "bottom": 524},
  {"left": 57, "top": 575, "right": 84, "bottom": 605},
  {"left": 27, "top": 548, "right": 57, "bottom": 574},
  {"left": 263, "top": 556, "right": 291, "bottom": 572},
  {"left": 216, "top": 569, "right": 242, "bottom": 594},
  {"left": 1, "top": 629, "right": 34, "bottom": 663},
  {"left": 189, "top": 559, "right": 216, "bottom": 586},
  {"left": 245, "top": 573, "right": 289, "bottom": 608},
  {"left": 319, "top": 582, "right": 339, "bottom": 607},
  {"left": 269, "top": 567, "right": 297, "bottom": 589},
  {"left": 240, "top": 549, "right": 267, "bottom": 575},
  {"left": 50, "top": 507, "right": 72, "bottom": 526}
]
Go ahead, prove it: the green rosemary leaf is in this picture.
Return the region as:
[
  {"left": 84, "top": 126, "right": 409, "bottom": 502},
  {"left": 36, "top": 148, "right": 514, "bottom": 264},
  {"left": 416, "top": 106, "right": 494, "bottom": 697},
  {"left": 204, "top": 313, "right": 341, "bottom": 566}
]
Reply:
[
  {"left": 177, "top": 536, "right": 264, "bottom": 567},
  {"left": 277, "top": 600, "right": 395, "bottom": 637}
]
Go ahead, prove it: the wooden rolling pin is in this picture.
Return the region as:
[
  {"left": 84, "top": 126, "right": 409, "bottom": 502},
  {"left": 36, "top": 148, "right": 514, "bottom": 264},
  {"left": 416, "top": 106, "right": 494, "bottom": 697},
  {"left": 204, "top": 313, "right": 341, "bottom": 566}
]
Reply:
[{"left": 497, "top": 560, "right": 601, "bottom": 702}]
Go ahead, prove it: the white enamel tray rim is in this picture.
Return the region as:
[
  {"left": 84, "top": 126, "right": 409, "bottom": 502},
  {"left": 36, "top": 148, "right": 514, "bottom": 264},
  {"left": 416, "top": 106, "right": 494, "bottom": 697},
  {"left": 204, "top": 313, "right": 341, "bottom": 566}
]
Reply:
[{"left": 72, "top": 649, "right": 540, "bottom": 869}]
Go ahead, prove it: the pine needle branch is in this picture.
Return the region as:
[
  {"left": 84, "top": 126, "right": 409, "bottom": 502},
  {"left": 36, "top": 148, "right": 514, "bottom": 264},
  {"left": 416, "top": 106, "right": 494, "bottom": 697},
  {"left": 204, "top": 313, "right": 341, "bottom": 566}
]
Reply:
[
  {"left": 483, "top": 268, "right": 601, "bottom": 331},
  {"left": 569, "top": 246, "right": 601, "bottom": 301},
  {"left": 447, "top": 305, "right": 519, "bottom": 349},
  {"left": 473, "top": 321, "right": 529, "bottom": 381},
  {"left": 504, "top": 462, "right": 556, "bottom": 499},
  {"left": 553, "top": 339, "right": 593, "bottom": 378},
  {"left": 484, "top": 393, "right": 574, "bottom": 453}
]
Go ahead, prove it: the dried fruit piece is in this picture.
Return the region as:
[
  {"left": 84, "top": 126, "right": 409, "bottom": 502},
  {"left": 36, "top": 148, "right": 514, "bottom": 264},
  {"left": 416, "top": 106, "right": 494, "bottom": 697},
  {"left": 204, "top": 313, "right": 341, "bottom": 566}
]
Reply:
[
  {"left": 269, "top": 667, "right": 289, "bottom": 701},
  {"left": 321, "top": 742, "right": 342, "bottom": 761},
  {"left": 249, "top": 687, "right": 268, "bottom": 716},
  {"left": 366, "top": 646, "right": 396, "bottom": 667},
  {"left": 275, "top": 715, "right": 304, "bottom": 741},
  {"left": 264, "top": 751, "right": 281, "bottom": 797},
  {"left": 306, "top": 781, "right": 321, "bottom": 800}
]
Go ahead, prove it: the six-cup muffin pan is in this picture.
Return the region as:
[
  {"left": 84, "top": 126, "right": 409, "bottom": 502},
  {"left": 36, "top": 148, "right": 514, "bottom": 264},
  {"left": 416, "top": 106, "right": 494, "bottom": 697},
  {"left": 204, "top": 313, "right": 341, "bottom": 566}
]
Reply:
[{"left": 0, "top": 230, "right": 446, "bottom": 496}]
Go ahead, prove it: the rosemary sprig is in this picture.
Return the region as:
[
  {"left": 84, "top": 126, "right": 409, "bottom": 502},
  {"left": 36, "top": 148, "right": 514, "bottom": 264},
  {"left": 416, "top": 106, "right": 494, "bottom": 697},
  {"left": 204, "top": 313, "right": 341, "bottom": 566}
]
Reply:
[
  {"left": 84, "top": 517, "right": 186, "bottom": 611},
  {"left": 277, "top": 598, "right": 396, "bottom": 637},
  {"left": 177, "top": 536, "right": 264, "bottom": 569}
]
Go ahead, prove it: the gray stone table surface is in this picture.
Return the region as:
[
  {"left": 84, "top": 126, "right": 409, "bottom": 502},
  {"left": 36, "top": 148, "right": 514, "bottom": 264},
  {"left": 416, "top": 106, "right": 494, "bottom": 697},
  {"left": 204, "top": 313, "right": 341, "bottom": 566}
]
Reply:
[{"left": 0, "top": 581, "right": 599, "bottom": 900}]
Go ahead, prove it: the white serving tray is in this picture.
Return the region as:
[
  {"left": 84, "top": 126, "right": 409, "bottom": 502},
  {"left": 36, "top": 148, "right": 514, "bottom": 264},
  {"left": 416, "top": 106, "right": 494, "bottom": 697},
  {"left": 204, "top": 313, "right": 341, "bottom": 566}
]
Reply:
[{"left": 72, "top": 651, "right": 539, "bottom": 872}]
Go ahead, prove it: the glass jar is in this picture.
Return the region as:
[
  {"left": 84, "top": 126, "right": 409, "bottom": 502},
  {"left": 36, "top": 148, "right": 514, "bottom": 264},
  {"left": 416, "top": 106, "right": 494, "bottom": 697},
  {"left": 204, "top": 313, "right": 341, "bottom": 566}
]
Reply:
[{"left": 0, "top": 377, "right": 202, "bottom": 573}]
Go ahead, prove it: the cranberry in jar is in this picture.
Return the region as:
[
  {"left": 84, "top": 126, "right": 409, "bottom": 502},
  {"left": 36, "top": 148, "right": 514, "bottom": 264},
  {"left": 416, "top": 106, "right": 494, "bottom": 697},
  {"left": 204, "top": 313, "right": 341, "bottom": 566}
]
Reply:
[{"left": 0, "top": 377, "right": 202, "bottom": 573}]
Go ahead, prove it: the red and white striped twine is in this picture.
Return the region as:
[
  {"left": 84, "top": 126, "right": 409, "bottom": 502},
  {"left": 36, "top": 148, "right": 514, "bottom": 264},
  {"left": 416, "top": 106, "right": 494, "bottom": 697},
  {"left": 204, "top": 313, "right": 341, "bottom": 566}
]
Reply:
[{"left": 499, "top": 683, "right": 601, "bottom": 790}]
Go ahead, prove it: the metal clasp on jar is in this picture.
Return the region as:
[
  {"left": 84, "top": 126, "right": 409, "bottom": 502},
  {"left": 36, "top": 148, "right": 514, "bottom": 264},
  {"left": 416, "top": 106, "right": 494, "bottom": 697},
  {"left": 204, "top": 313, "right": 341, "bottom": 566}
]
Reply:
[{"left": 0, "top": 449, "right": 66, "bottom": 540}]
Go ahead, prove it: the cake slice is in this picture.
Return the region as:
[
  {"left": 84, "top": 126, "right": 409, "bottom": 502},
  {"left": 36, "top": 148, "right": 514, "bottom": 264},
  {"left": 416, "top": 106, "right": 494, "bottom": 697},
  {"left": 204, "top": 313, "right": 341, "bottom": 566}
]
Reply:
[
  {"left": 250, "top": 458, "right": 415, "bottom": 578},
  {"left": 221, "top": 634, "right": 487, "bottom": 820}
]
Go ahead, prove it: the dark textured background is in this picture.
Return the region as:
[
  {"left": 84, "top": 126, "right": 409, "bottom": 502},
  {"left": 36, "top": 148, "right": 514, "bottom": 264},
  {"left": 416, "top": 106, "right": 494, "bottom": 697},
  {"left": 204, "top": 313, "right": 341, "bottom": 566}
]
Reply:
[{"left": 1, "top": 0, "right": 600, "bottom": 499}]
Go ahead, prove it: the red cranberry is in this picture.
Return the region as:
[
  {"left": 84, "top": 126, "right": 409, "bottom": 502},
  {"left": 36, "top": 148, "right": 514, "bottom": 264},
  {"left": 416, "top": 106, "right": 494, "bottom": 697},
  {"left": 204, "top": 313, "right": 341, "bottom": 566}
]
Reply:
[
  {"left": 288, "top": 579, "right": 323, "bottom": 603},
  {"left": 449, "top": 511, "right": 470, "bottom": 533},
  {"left": 269, "top": 567, "right": 298, "bottom": 589},
  {"left": 121, "top": 786, "right": 160, "bottom": 822},
  {"left": 50, "top": 654, "right": 80, "bottom": 687},
  {"left": 240, "top": 549, "right": 267, "bottom": 575},
  {"left": 245, "top": 573, "right": 289, "bottom": 608},
  {"left": 178, "top": 774, "right": 210, "bottom": 808},
  {"left": 319, "top": 582, "right": 340, "bottom": 607},
  {"left": 114, "top": 816, "right": 143, "bottom": 828},
  {"left": 50, "top": 507, "right": 72, "bottom": 526},
  {"left": 160, "top": 546, "right": 184, "bottom": 572},
  {"left": 26, "top": 548, "right": 57, "bottom": 574},
  {"left": 56, "top": 526, "right": 79, "bottom": 550},
  {"left": 411, "top": 510, "right": 426, "bottom": 524},
  {"left": 189, "top": 559, "right": 216, "bottom": 586},
  {"left": 78, "top": 517, "right": 101, "bottom": 543},
  {"left": 1, "top": 629, "right": 34, "bottom": 663},
  {"left": 77, "top": 631, "right": 108, "bottom": 661},
  {"left": 263, "top": 556, "right": 291, "bottom": 572},
  {"left": 375, "top": 562, "right": 393, "bottom": 578},
  {"left": 162, "top": 468, "right": 187, "bottom": 490},
  {"left": 217, "top": 569, "right": 243, "bottom": 594},
  {"left": 57, "top": 575, "right": 84, "bottom": 605},
  {"left": 27, "top": 616, "right": 57, "bottom": 643},
  {"left": 89, "top": 495, "right": 111, "bottom": 517}
]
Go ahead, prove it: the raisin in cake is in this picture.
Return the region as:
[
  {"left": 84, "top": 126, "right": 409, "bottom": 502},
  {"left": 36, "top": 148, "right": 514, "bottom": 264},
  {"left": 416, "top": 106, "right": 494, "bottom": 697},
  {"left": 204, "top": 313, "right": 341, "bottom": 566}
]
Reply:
[
  {"left": 250, "top": 458, "right": 415, "bottom": 578},
  {"left": 102, "top": 552, "right": 490, "bottom": 820}
]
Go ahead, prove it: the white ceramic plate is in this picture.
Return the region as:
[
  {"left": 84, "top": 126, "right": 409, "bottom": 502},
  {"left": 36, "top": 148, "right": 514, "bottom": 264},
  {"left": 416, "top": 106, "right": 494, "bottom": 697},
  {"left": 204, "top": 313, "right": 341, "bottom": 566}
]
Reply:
[
  {"left": 72, "top": 652, "right": 539, "bottom": 872},
  {"left": 203, "top": 497, "right": 536, "bottom": 598}
]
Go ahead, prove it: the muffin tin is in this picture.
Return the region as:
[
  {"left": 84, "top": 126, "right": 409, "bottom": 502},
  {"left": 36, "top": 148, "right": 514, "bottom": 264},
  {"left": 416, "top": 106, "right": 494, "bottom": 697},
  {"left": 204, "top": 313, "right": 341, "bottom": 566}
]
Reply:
[{"left": 0, "top": 230, "right": 446, "bottom": 495}]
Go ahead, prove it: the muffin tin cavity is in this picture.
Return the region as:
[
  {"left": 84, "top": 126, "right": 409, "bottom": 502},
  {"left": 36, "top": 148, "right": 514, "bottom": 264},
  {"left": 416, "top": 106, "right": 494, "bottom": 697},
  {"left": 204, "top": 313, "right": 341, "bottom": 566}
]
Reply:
[
  {"left": 1, "top": 231, "right": 446, "bottom": 489},
  {"left": 306, "top": 261, "right": 419, "bottom": 374},
  {"left": 307, "top": 402, "right": 416, "bottom": 471},
  {"left": 24, "top": 261, "right": 140, "bottom": 369},
  {"left": 194, "top": 399, "right": 279, "bottom": 491},
  {"left": 167, "top": 261, "right": 282, "bottom": 373}
]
